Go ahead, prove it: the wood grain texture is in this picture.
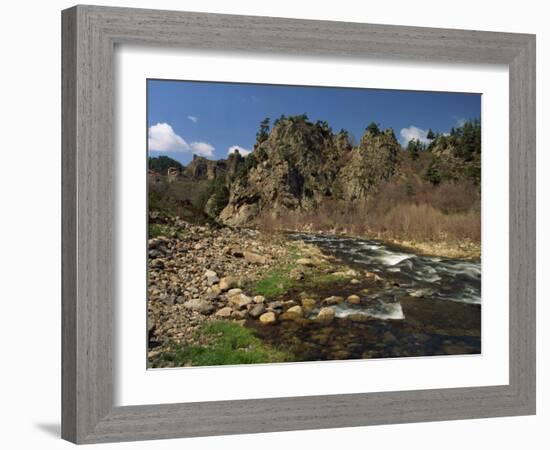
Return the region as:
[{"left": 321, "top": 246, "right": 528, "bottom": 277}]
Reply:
[{"left": 61, "top": 5, "right": 536, "bottom": 444}]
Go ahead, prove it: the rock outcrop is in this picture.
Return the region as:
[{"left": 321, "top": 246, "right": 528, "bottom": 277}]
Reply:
[{"left": 219, "top": 116, "right": 401, "bottom": 226}]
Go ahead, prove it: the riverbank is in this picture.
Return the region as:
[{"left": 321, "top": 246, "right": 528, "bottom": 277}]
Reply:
[
  {"left": 147, "top": 214, "right": 363, "bottom": 367},
  {"left": 385, "top": 237, "right": 481, "bottom": 260},
  {"left": 148, "top": 215, "right": 481, "bottom": 367}
]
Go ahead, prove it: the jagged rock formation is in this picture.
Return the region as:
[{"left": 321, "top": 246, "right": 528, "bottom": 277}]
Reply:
[
  {"left": 148, "top": 116, "right": 481, "bottom": 228},
  {"left": 219, "top": 117, "right": 401, "bottom": 226},
  {"left": 182, "top": 151, "right": 245, "bottom": 181}
]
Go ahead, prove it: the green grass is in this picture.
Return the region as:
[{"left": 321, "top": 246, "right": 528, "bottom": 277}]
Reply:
[
  {"left": 252, "top": 264, "right": 296, "bottom": 297},
  {"left": 251, "top": 242, "right": 349, "bottom": 298},
  {"left": 148, "top": 223, "right": 188, "bottom": 239},
  {"left": 150, "top": 321, "right": 294, "bottom": 368}
]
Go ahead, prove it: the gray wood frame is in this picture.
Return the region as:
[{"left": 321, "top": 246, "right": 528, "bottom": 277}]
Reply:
[{"left": 62, "top": 4, "right": 536, "bottom": 444}]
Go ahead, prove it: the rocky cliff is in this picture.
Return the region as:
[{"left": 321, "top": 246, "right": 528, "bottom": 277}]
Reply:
[{"left": 219, "top": 116, "right": 402, "bottom": 225}]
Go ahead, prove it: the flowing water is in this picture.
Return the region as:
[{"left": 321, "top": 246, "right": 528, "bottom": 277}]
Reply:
[{"left": 249, "top": 233, "right": 481, "bottom": 360}]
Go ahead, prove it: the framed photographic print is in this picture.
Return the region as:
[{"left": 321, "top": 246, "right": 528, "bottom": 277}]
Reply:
[{"left": 62, "top": 5, "right": 536, "bottom": 444}]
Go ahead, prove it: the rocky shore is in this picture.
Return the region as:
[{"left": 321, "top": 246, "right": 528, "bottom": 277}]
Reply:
[
  {"left": 147, "top": 216, "right": 375, "bottom": 365},
  {"left": 148, "top": 213, "right": 481, "bottom": 367}
]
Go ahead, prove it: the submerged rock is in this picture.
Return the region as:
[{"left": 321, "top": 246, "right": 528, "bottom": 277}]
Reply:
[
  {"left": 316, "top": 307, "right": 335, "bottom": 323},
  {"left": 322, "top": 296, "right": 344, "bottom": 305},
  {"left": 280, "top": 305, "right": 304, "bottom": 321}
]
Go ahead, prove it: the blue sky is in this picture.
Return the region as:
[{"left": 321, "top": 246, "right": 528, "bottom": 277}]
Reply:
[{"left": 147, "top": 79, "right": 481, "bottom": 165}]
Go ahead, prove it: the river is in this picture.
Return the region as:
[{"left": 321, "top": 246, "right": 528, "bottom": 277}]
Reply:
[{"left": 249, "top": 232, "right": 481, "bottom": 360}]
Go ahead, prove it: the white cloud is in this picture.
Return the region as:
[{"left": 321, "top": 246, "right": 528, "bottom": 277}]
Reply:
[
  {"left": 227, "top": 145, "right": 252, "bottom": 157},
  {"left": 190, "top": 141, "right": 215, "bottom": 157},
  {"left": 148, "top": 122, "right": 215, "bottom": 157},
  {"left": 187, "top": 115, "right": 198, "bottom": 123},
  {"left": 399, "top": 126, "right": 432, "bottom": 146},
  {"left": 148, "top": 123, "right": 189, "bottom": 152}
]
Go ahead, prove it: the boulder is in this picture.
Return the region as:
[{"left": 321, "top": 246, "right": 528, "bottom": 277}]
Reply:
[
  {"left": 253, "top": 295, "right": 266, "bottom": 303},
  {"left": 214, "top": 306, "right": 233, "bottom": 318},
  {"left": 249, "top": 304, "right": 266, "bottom": 318},
  {"left": 280, "top": 305, "right": 304, "bottom": 320},
  {"left": 228, "top": 293, "right": 253, "bottom": 309},
  {"left": 316, "top": 307, "right": 335, "bottom": 323},
  {"left": 322, "top": 295, "right": 344, "bottom": 305},
  {"left": 219, "top": 276, "right": 238, "bottom": 292},
  {"left": 346, "top": 294, "right": 361, "bottom": 304},
  {"left": 259, "top": 311, "right": 277, "bottom": 325},
  {"left": 206, "top": 275, "right": 219, "bottom": 286},
  {"left": 267, "top": 301, "right": 284, "bottom": 311},
  {"left": 301, "top": 298, "right": 317, "bottom": 313},
  {"left": 226, "top": 288, "right": 242, "bottom": 297},
  {"left": 243, "top": 251, "right": 267, "bottom": 265},
  {"left": 204, "top": 269, "right": 217, "bottom": 278},
  {"left": 184, "top": 298, "right": 214, "bottom": 315}
]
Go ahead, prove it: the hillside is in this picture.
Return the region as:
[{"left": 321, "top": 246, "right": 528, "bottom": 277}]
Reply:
[{"left": 148, "top": 115, "right": 481, "bottom": 248}]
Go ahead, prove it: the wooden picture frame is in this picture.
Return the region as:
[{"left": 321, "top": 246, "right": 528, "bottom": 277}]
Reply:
[{"left": 61, "top": 5, "right": 536, "bottom": 444}]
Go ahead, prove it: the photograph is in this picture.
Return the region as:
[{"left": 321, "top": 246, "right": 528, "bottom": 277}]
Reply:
[{"left": 146, "top": 80, "right": 482, "bottom": 368}]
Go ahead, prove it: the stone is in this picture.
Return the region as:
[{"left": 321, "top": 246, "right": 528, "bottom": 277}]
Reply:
[
  {"left": 232, "top": 310, "right": 247, "bottom": 320},
  {"left": 243, "top": 251, "right": 267, "bottom": 265},
  {"left": 322, "top": 295, "right": 344, "bottom": 305},
  {"left": 249, "top": 304, "right": 266, "bottom": 318},
  {"left": 219, "top": 276, "right": 238, "bottom": 292},
  {"left": 259, "top": 311, "right": 277, "bottom": 325},
  {"left": 279, "top": 305, "right": 303, "bottom": 320},
  {"left": 206, "top": 274, "right": 220, "bottom": 286},
  {"left": 267, "top": 301, "right": 284, "bottom": 311},
  {"left": 301, "top": 298, "right": 317, "bottom": 311},
  {"left": 347, "top": 313, "right": 368, "bottom": 322},
  {"left": 350, "top": 278, "right": 360, "bottom": 285},
  {"left": 346, "top": 294, "right": 361, "bottom": 304},
  {"left": 226, "top": 288, "right": 242, "bottom": 297},
  {"left": 159, "top": 293, "right": 175, "bottom": 305},
  {"left": 210, "top": 284, "right": 222, "bottom": 295},
  {"left": 316, "top": 307, "right": 335, "bottom": 323},
  {"left": 149, "top": 259, "right": 164, "bottom": 269},
  {"left": 215, "top": 306, "right": 233, "bottom": 318},
  {"left": 253, "top": 295, "right": 266, "bottom": 303},
  {"left": 228, "top": 293, "right": 253, "bottom": 309},
  {"left": 184, "top": 298, "right": 214, "bottom": 315},
  {"left": 204, "top": 269, "right": 217, "bottom": 278}
]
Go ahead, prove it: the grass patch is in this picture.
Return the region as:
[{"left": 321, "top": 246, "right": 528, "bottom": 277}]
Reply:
[
  {"left": 250, "top": 242, "right": 350, "bottom": 298},
  {"left": 251, "top": 242, "right": 301, "bottom": 297},
  {"left": 150, "top": 321, "right": 294, "bottom": 368},
  {"left": 304, "top": 272, "right": 348, "bottom": 287},
  {"left": 148, "top": 223, "right": 188, "bottom": 239},
  {"left": 253, "top": 264, "right": 296, "bottom": 297}
]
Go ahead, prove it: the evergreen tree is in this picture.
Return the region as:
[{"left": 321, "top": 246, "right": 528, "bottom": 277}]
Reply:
[
  {"left": 366, "top": 122, "right": 381, "bottom": 136},
  {"left": 407, "top": 138, "right": 424, "bottom": 160},
  {"left": 424, "top": 160, "right": 442, "bottom": 185},
  {"left": 256, "top": 117, "right": 270, "bottom": 144}
]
